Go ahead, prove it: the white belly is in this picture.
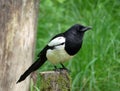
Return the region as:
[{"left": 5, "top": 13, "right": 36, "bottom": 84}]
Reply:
[{"left": 46, "top": 45, "right": 73, "bottom": 65}]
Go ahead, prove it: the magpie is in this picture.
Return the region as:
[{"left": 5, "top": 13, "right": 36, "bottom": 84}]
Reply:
[{"left": 17, "top": 24, "right": 91, "bottom": 83}]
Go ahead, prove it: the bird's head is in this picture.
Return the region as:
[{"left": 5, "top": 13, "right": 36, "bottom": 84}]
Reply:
[
  {"left": 64, "top": 24, "right": 92, "bottom": 37},
  {"left": 73, "top": 24, "right": 92, "bottom": 33}
]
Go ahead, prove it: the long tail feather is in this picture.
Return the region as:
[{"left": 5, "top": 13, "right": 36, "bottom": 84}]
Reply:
[{"left": 17, "top": 57, "right": 46, "bottom": 83}]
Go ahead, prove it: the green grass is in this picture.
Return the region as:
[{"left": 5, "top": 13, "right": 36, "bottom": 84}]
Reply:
[{"left": 31, "top": 0, "right": 120, "bottom": 91}]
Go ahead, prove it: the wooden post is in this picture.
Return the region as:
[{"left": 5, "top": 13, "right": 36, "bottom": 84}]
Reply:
[{"left": 40, "top": 70, "right": 71, "bottom": 91}]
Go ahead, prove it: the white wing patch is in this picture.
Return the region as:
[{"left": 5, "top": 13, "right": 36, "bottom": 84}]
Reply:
[{"left": 48, "top": 37, "right": 65, "bottom": 46}]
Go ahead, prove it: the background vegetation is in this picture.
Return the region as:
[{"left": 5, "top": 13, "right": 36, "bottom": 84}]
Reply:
[{"left": 32, "top": 0, "right": 120, "bottom": 91}]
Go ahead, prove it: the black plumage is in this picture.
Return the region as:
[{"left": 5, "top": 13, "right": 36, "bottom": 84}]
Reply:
[{"left": 17, "top": 24, "right": 91, "bottom": 83}]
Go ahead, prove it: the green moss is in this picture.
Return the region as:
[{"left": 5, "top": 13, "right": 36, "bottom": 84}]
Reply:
[{"left": 40, "top": 71, "right": 71, "bottom": 91}]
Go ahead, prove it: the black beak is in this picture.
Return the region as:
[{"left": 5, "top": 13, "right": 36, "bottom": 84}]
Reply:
[{"left": 82, "top": 26, "right": 92, "bottom": 32}]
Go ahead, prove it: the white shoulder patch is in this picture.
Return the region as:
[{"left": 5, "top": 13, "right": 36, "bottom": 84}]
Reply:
[{"left": 48, "top": 37, "right": 65, "bottom": 46}]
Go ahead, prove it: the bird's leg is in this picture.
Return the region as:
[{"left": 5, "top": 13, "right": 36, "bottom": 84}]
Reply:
[
  {"left": 54, "top": 65, "right": 57, "bottom": 69},
  {"left": 60, "top": 63, "right": 66, "bottom": 69},
  {"left": 53, "top": 66, "right": 60, "bottom": 71},
  {"left": 53, "top": 64, "right": 70, "bottom": 72},
  {"left": 60, "top": 63, "right": 70, "bottom": 72}
]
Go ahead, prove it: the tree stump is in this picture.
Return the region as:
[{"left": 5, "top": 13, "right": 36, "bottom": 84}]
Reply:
[{"left": 40, "top": 70, "right": 71, "bottom": 91}]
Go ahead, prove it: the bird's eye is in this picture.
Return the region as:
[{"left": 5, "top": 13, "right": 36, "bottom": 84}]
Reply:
[
  {"left": 77, "top": 26, "right": 82, "bottom": 32},
  {"left": 76, "top": 26, "right": 80, "bottom": 31}
]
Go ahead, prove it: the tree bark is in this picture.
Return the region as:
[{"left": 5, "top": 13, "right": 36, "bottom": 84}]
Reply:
[{"left": 0, "top": 0, "right": 39, "bottom": 91}]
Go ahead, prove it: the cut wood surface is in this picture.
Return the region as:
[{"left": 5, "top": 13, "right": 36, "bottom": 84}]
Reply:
[{"left": 40, "top": 70, "right": 71, "bottom": 91}]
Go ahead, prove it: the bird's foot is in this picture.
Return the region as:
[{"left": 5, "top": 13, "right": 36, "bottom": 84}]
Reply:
[
  {"left": 59, "top": 67, "right": 71, "bottom": 73},
  {"left": 53, "top": 66, "right": 70, "bottom": 73},
  {"left": 53, "top": 66, "right": 61, "bottom": 72},
  {"left": 60, "top": 63, "right": 71, "bottom": 73}
]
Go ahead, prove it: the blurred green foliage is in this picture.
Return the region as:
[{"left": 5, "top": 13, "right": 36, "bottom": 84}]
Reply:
[{"left": 33, "top": 0, "right": 120, "bottom": 91}]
